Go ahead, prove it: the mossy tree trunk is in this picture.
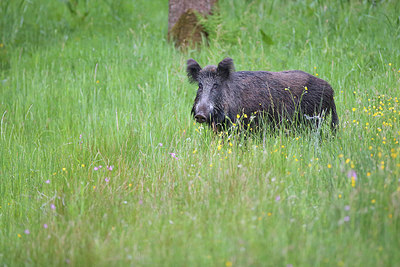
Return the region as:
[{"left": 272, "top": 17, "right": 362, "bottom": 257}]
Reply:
[{"left": 168, "top": 0, "right": 217, "bottom": 48}]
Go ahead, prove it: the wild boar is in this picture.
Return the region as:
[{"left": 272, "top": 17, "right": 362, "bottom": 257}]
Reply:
[{"left": 187, "top": 57, "right": 339, "bottom": 132}]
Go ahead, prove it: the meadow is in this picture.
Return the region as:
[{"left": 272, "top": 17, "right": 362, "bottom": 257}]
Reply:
[{"left": 1, "top": 0, "right": 399, "bottom": 266}]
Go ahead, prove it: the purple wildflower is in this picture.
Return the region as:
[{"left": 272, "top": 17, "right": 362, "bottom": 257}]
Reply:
[
  {"left": 158, "top": 143, "right": 163, "bottom": 147},
  {"left": 347, "top": 170, "right": 357, "bottom": 180},
  {"left": 138, "top": 199, "right": 143, "bottom": 205},
  {"left": 107, "top": 165, "right": 113, "bottom": 171},
  {"left": 99, "top": 165, "right": 103, "bottom": 169},
  {"left": 344, "top": 216, "right": 350, "bottom": 222},
  {"left": 51, "top": 204, "right": 56, "bottom": 210},
  {"left": 24, "top": 229, "right": 30, "bottom": 235},
  {"left": 275, "top": 195, "right": 281, "bottom": 202},
  {"left": 345, "top": 205, "right": 350, "bottom": 211},
  {"left": 45, "top": 180, "right": 50, "bottom": 184},
  {"left": 43, "top": 224, "right": 48, "bottom": 229},
  {"left": 94, "top": 167, "right": 99, "bottom": 171},
  {"left": 105, "top": 177, "right": 110, "bottom": 183},
  {"left": 169, "top": 153, "right": 178, "bottom": 159}
]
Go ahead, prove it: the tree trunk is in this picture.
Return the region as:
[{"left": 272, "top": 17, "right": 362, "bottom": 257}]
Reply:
[{"left": 168, "top": 0, "right": 217, "bottom": 48}]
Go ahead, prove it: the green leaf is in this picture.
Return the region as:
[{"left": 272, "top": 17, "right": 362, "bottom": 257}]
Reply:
[{"left": 260, "top": 29, "right": 274, "bottom": 45}]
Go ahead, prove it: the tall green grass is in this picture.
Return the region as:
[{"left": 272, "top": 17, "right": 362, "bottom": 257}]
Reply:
[{"left": 1, "top": 0, "right": 399, "bottom": 266}]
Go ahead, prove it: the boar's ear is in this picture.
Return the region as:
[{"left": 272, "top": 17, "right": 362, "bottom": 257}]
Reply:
[
  {"left": 217, "top": 57, "right": 234, "bottom": 80},
  {"left": 187, "top": 59, "right": 202, "bottom": 84}
]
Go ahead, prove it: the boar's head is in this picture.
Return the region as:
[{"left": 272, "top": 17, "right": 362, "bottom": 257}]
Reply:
[{"left": 187, "top": 58, "right": 234, "bottom": 127}]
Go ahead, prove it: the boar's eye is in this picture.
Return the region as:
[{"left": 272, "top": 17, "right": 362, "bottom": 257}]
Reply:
[
  {"left": 212, "top": 83, "right": 218, "bottom": 89},
  {"left": 198, "top": 83, "right": 203, "bottom": 89}
]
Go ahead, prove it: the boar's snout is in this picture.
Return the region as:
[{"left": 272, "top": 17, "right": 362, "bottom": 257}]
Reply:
[
  {"left": 193, "top": 102, "right": 212, "bottom": 123},
  {"left": 194, "top": 113, "right": 207, "bottom": 123}
]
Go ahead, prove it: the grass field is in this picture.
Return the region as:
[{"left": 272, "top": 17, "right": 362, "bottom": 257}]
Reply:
[{"left": 1, "top": 0, "right": 400, "bottom": 266}]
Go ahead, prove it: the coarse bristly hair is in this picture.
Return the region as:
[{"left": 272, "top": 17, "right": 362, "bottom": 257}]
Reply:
[{"left": 187, "top": 57, "right": 339, "bottom": 133}]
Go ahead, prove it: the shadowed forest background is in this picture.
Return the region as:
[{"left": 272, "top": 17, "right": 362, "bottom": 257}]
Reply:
[{"left": 0, "top": 0, "right": 399, "bottom": 266}]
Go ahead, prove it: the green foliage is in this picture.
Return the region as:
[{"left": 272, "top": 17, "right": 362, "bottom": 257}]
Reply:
[
  {"left": 198, "top": 6, "right": 241, "bottom": 45},
  {"left": 1, "top": 0, "right": 400, "bottom": 266},
  {"left": 259, "top": 29, "right": 274, "bottom": 45}
]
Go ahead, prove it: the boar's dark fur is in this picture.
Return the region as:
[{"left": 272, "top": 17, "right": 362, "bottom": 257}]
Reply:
[{"left": 187, "top": 57, "right": 339, "bottom": 132}]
